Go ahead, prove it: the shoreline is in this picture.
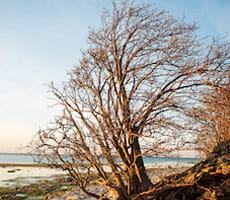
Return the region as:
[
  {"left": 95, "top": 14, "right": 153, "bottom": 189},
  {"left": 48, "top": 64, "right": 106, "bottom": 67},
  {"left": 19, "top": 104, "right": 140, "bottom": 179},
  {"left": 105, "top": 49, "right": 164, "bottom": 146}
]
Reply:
[
  {"left": 0, "top": 165, "right": 188, "bottom": 200},
  {"left": 0, "top": 162, "right": 194, "bottom": 188},
  {"left": 0, "top": 162, "right": 193, "bottom": 186},
  {"left": 0, "top": 159, "right": 197, "bottom": 168},
  {"left": 0, "top": 164, "right": 190, "bottom": 199},
  {"left": 0, "top": 165, "right": 66, "bottom": 188},
  {"left": 0, "top": 163, "right": 48, "bottom": 168}
]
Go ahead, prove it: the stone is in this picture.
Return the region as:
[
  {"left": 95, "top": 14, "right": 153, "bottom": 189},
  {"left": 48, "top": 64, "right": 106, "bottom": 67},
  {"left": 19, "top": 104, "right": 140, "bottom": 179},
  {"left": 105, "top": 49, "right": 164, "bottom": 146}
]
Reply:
[
  {"left": 7, "top": 170, "right": 16, "bottom": 173},
  {"left": 15, "top": 193, "right": 27, "bottom": 199}
]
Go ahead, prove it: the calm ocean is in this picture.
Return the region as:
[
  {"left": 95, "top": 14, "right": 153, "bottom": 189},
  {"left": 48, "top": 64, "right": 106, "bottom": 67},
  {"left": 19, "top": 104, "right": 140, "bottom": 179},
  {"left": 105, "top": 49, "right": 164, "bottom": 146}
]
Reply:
[{"left": 0, "top": 153, "right": 199, "bottom": 166}]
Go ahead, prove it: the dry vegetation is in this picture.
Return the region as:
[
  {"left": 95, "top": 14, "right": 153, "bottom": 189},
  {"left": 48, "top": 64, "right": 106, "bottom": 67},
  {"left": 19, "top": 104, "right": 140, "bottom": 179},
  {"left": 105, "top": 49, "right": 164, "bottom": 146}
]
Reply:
[{"left": 193, "top": 74, "right": 230, "bottom": 154}]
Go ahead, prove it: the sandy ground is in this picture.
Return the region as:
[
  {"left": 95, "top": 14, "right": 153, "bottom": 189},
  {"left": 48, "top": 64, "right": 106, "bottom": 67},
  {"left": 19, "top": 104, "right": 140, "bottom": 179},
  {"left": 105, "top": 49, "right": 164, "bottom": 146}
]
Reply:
[{"left": 0, "top": 166, "right": 66, "bottom": 187}]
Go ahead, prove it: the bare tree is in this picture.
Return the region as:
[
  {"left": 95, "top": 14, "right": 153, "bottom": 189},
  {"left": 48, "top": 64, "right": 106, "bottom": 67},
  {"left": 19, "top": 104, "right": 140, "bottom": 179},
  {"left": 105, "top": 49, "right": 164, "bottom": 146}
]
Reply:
[
  {"left": 33, "top": 1, "right": 230, "bottom": 199},
  {"left": 193, "top": 72, "right": 230, "bottom": 154}
]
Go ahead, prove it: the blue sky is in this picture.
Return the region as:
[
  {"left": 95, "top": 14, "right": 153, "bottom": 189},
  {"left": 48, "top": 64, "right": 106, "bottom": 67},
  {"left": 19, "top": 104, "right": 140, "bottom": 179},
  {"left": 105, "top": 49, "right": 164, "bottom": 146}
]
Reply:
[{"left": 0, "top": 0, "right": 229, "bottom": 153}]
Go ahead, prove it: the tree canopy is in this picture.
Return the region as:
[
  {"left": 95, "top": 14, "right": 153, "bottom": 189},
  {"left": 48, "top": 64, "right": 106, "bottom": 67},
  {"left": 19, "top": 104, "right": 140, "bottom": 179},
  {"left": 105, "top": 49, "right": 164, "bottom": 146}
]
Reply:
[{"left": 33, "top": 1, "right": 230, "bottom": 199}]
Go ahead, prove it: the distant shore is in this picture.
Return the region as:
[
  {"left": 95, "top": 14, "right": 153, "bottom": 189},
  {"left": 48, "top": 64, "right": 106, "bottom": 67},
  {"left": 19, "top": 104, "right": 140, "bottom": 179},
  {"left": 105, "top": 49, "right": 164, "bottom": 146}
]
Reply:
[{"left": 0, "top": 163, "right": 48, "bottom": 168}]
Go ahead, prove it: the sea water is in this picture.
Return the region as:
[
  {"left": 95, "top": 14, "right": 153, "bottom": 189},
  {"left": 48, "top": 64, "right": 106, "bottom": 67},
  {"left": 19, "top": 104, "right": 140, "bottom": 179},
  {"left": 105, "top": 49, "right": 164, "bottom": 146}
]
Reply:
[{"left": 0, "top": 153, "right": 199, "bottom": 166}]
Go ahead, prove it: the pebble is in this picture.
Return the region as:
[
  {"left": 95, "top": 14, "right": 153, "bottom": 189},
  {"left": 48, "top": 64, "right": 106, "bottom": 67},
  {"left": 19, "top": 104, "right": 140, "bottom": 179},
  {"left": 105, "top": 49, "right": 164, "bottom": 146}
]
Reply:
[{"left": 15, "top": 193, "right": 27, "bottom": 199}]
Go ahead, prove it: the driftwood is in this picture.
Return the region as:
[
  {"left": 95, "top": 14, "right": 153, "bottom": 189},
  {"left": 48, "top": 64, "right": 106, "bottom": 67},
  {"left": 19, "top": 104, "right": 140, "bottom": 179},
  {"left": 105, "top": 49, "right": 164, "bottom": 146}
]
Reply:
[{"left": 135, "top": 142, "right": 230, "bottom": 200}]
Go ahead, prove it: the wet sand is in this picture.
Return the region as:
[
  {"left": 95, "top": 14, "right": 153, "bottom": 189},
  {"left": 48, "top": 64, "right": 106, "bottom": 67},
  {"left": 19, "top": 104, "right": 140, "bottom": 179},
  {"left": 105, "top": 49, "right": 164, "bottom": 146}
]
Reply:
[
  {"left": 0, "top": 162, "right": 192, "bottom": 187},
  {"left": 0, "top": 164, "right": 65, "bottom": 187}
]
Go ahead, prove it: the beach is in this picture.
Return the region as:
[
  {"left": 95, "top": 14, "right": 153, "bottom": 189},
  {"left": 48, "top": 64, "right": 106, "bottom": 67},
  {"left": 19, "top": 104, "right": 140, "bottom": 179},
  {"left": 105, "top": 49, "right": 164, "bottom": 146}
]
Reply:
[
  {"left": 0, "top": 162, "right": 190, "bottom": 200},
  {"left": 0, "top": 154, "right": 197, "bottom": 199},
  {"left": 0, "top": 164, "right": 65, "bottom": 188},
  {"left": 0, "top": 153, "right": 198, "bottom": 199},
  {"left": 0, "top": 152, "right": 200, "bottom": 199}
]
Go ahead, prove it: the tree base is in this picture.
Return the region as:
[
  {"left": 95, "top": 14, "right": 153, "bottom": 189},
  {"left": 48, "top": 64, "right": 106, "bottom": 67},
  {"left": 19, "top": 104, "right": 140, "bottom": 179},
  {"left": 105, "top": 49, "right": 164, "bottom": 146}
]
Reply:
[{"left": 136, "top": 141, "right": 230, "bottom": 200}]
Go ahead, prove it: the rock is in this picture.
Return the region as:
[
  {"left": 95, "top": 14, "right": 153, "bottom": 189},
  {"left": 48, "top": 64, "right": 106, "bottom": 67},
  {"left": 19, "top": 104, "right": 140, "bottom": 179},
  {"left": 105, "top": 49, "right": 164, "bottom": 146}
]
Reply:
[
  {"left": 15, "top": 193, "right": 27, "bottom": 199},
  {"left": 60, "top": 186, "right": 68, "bottom": 191},
  {"left": 66, "top": 176, "right": 74, "bottom": 182},
  {"left": 7, "top": 170, "right": 16, "bottom": 173}
]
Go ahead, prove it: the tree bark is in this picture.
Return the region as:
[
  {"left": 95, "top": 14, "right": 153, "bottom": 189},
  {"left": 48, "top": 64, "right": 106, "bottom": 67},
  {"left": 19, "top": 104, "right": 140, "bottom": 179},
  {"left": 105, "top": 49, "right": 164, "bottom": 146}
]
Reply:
[{"left": 129, "top": 137, "right": 153, "bottom": 196}]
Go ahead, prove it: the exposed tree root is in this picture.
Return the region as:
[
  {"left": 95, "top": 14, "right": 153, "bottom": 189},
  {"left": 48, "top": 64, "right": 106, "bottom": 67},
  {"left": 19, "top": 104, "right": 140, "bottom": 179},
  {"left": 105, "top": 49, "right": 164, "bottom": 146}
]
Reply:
[{"left": 133, "top": 141, "right": 230, "bottom": 200}]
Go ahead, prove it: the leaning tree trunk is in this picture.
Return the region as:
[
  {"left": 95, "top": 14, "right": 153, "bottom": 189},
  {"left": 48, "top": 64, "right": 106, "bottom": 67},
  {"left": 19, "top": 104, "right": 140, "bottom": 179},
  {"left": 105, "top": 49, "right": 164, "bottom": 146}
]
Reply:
[{"left": 128, "top": 137, "right": 153, "bottom": 197}]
